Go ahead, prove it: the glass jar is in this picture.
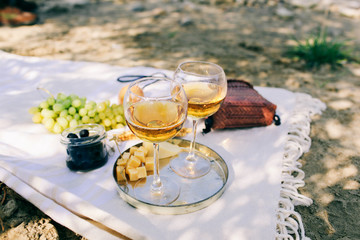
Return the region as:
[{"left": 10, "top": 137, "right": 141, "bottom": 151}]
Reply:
[{"left": 61, "top": 124, "right": 108, "bottom": 171}]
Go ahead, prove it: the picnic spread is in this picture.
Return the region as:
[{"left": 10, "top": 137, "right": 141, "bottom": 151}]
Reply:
[{"left": 0, "top": 51, "right": 325, "bottom": 240}]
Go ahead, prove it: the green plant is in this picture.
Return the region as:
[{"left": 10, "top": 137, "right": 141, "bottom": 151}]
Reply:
[{"left": 289, "top": 29, "right": 358, "bottom": 69}]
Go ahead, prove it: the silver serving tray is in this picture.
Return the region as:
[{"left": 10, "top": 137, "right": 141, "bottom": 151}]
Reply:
[{"left": 112, "top": 139, "right": 228, "bottom": 214}]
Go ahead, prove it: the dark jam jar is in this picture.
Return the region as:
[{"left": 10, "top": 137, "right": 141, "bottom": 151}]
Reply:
[{"left": 61, "top": 124, "right": 108, "bottom": 171}]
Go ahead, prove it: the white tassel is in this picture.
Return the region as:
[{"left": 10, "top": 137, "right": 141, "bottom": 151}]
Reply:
[{"left": 276, "top": 93, "right": 326, "bottom": 239}]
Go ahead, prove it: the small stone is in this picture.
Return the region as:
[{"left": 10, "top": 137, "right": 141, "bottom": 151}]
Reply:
[
  {"left": 338, "top": 6, "right": 360, "bottom": 18},
  {"left": 288, "top": 0, "right": 320, "bottom": 8},
  {"left": 275, "top": 6, "right": 294, "bottom": 19},
  {"left": 180, "top": 17, "right": 194, "bottom": 27},
  {"left": 40, "top": 0, "right": 90, "bottom": 12},
  {"left": 130, "top": 2, "right": 146, "bottom": 12},
  {"left": 151, "top": 8, "right": 167, "bottom": 18},
  {"left": 2, "top": 199, "right": 18, "bottom": 218}
]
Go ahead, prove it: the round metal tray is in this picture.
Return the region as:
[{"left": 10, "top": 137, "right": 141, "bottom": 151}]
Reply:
[{"left": 112, "top": 138, "right": 228, "bottom": 214}]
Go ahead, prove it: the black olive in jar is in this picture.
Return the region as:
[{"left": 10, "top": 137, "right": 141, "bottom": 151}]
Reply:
[{"left": 61, "top": 124, "right": 108, "bottom": 171}]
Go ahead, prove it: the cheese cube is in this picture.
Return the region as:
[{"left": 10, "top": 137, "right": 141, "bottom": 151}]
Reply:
[
  {"left": 126, "top": 165, "right": 135, "bottom": 174},
  {"left": 137, "top": 166, "right": 147, "bottom": 179},
  {"left": 128, "top": 168, "right": 139, "bottom": 181},
  {"left": 145, "top": 157, "right": 154, "bottom": 171},
  {"left": 129, "top": 146, "right": 138, "bottom": 155},
  {"left": 116, "top": 166, "right": 126, "bottom": 182},
  {"left": 143, "top": 142, "right": 153, "bottom": 157},
  {"left": 137, "top": 146, "right": 149, "bottom": 156},
  {"left": 127, "top": 156, "right": 141, "bottom": 168},
  {"left": 134, "top": 150, "right": 146, "bottom": 163},
  {"left": 122, "top": 152, "right": 131, "bottom": 160},
  {"left": 117, "top": 157, "right": 128, "bottom": 166}
]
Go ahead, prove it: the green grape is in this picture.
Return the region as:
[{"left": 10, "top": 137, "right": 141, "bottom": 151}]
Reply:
[
  {"left": 107, "top": 114, "right": 115, "bottom": 121},
  {"left": 116, "top": 123, "right": 124, "bottom": 129},
  {"left": 72, "top": 99, "right": 82, "bottom": 108},
  {"left": 39, "top": 101, "right": 49, "bottom": 109},
  {"left": 115, "top": 115, "right": 123, "bottom": 123},
  {"left": 73, "top": 114, "right": 81, "bottom": 120},
  {"left": 66, "top": 115, "right": 73, "bottom": 122},
  {"left": 82, "top": 115, "right": 90, "bottom": 124},
  {"left": 118, "top": 106, "right": 124, "bottom": 115},
  {"left": 89, "top": 118, "right": 95, "bottom": 124},
  {"left": 32, "top": 112, "right": 43, "bottom": 123},
  {"left": 98, "top": 112, "right": 106, "bottom": 120},
  {"left": 111, "top": 119, "right": 117, "bottom": 126},
  {"left": 79, "top": 108, "right": 87, "bottom": 117},
  {"left": 44, "top": 118, "right": 55, "bottom": 130},
  {"left": 88, "top": 100, "right": 96, "bottom": 107},
  {"left": 53, "top": 103, "right": 64, "bottom": 113},
  {"left": 29, "top": 106, "right": 40, "bottom": 115},
  {"left": 80, "top": 97, "right": 86, "bottom": 108},
  {"left": 41, "top": 117, "right": 47, "bottom": 125},
  {"left": 41, "top": 109, "right": 56, "bottom": 118},
  {"left": 57, "top": 93, "right": 67, "bottom": 101},
  {"left": 52, "top": 122, "right": 63, "bottom": 134},
  {"left": 104, "top": 108, "right": 112, "bottom": 118},
  {"left": 57, "top": 117, "right": 68, "bottom": 129},
  {"left": 88, "top": 109, "right": 96, "bottom": 117},
  {"left": 63, "top": 99, "right": 72, "bottom": 109},
  {"left": 112, "top": 108, "right": 119, "bottom": 115},
  {"left": 69, "top": 119, "right": 78, "bottom": 128},
  {"left": 103, "top": 118, "right": 111, "bottom": 127},
  {"left": 69, "top": 94, "right": 79, "bottom": 101},
  {"left": 96, "top": 102, "right": 107, "bottom": 112},
  {"left": 104, "top": 99, "right": 110, "bottom": 107},
  {"left": 93, "top": 114, "right": 100, "bottom": 123},
  {"left": 59, "top": 110, "right": 68, "bottom": 118},
  {"left": 68, "top": 107, "right": 77, "bottom": 115},
  {"left": 47, "top": 97, "right": 56, "bottom": 106},
  {"left": 85, "top": 101, "right": 96, "bottom": 110}
]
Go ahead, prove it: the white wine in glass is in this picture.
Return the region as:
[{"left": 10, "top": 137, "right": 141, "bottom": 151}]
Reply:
[
  {"left": 170, "top": 61, "right": 227, "bottom": 179},
  {"left": 124, "top": 77, "right": 188, "bottom": 205}
]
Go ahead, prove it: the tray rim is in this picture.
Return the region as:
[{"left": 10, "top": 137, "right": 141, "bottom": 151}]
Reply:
[{"left": 112, "top": 138, "right": 229, "bottom": 214}]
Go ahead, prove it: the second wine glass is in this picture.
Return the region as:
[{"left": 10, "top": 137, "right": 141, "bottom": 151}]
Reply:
[{"left": 170, "top": 61, "right": 227, "bottom": 179}]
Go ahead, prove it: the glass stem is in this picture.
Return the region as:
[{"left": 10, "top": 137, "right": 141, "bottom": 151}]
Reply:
[
  {"left": 151, "top": 143, "right": 162, "bottom": 193},
  {"left": 187, "top": 119, "right": 198, "bottom": 161}
]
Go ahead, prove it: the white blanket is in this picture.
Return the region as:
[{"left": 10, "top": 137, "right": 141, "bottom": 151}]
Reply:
[{"left": 0, "top": 51, "right": 325, "bottom": 240}]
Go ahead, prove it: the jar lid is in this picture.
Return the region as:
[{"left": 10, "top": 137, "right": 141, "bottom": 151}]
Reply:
[{"left": 60, "top": 124, "right": 106, "bottom": 146}]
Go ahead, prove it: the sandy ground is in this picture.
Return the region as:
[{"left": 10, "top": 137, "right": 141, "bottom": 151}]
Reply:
[{"left": 1, "top": 0, "right": 360, "bottom": 239}]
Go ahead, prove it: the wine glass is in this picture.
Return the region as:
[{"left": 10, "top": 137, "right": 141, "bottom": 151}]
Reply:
[
  {"left": 123, "top": 77, "right": 188, "bottom": 205},
  {"left": 170, "top": 61, "right": 227, "bottom": 179}
]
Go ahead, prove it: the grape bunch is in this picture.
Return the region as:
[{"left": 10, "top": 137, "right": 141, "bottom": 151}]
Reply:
[{"left": 29, "top": 93, "right": 126, "bottom": 133}]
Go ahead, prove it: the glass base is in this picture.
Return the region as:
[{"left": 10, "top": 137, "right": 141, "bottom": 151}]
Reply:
[
  {"left": 134, "top": 176, "right": 180, "bottom": 205},
  {"left": 170, "top": 151, "right": 211, "bottom": 179}
]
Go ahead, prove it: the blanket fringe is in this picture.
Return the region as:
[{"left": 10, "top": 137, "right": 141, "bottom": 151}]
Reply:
[{"left": 276, "top": 93, "right": 326, "bottom": 240}]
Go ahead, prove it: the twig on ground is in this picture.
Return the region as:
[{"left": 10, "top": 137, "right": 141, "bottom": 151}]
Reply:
[{"left": 0, "top": 183, "right": 6, "bottom": 231}]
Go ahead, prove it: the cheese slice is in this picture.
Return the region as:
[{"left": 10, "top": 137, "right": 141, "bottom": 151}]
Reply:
[{"left": 142, "top": 141, "right": 182, "bottom": 159}]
